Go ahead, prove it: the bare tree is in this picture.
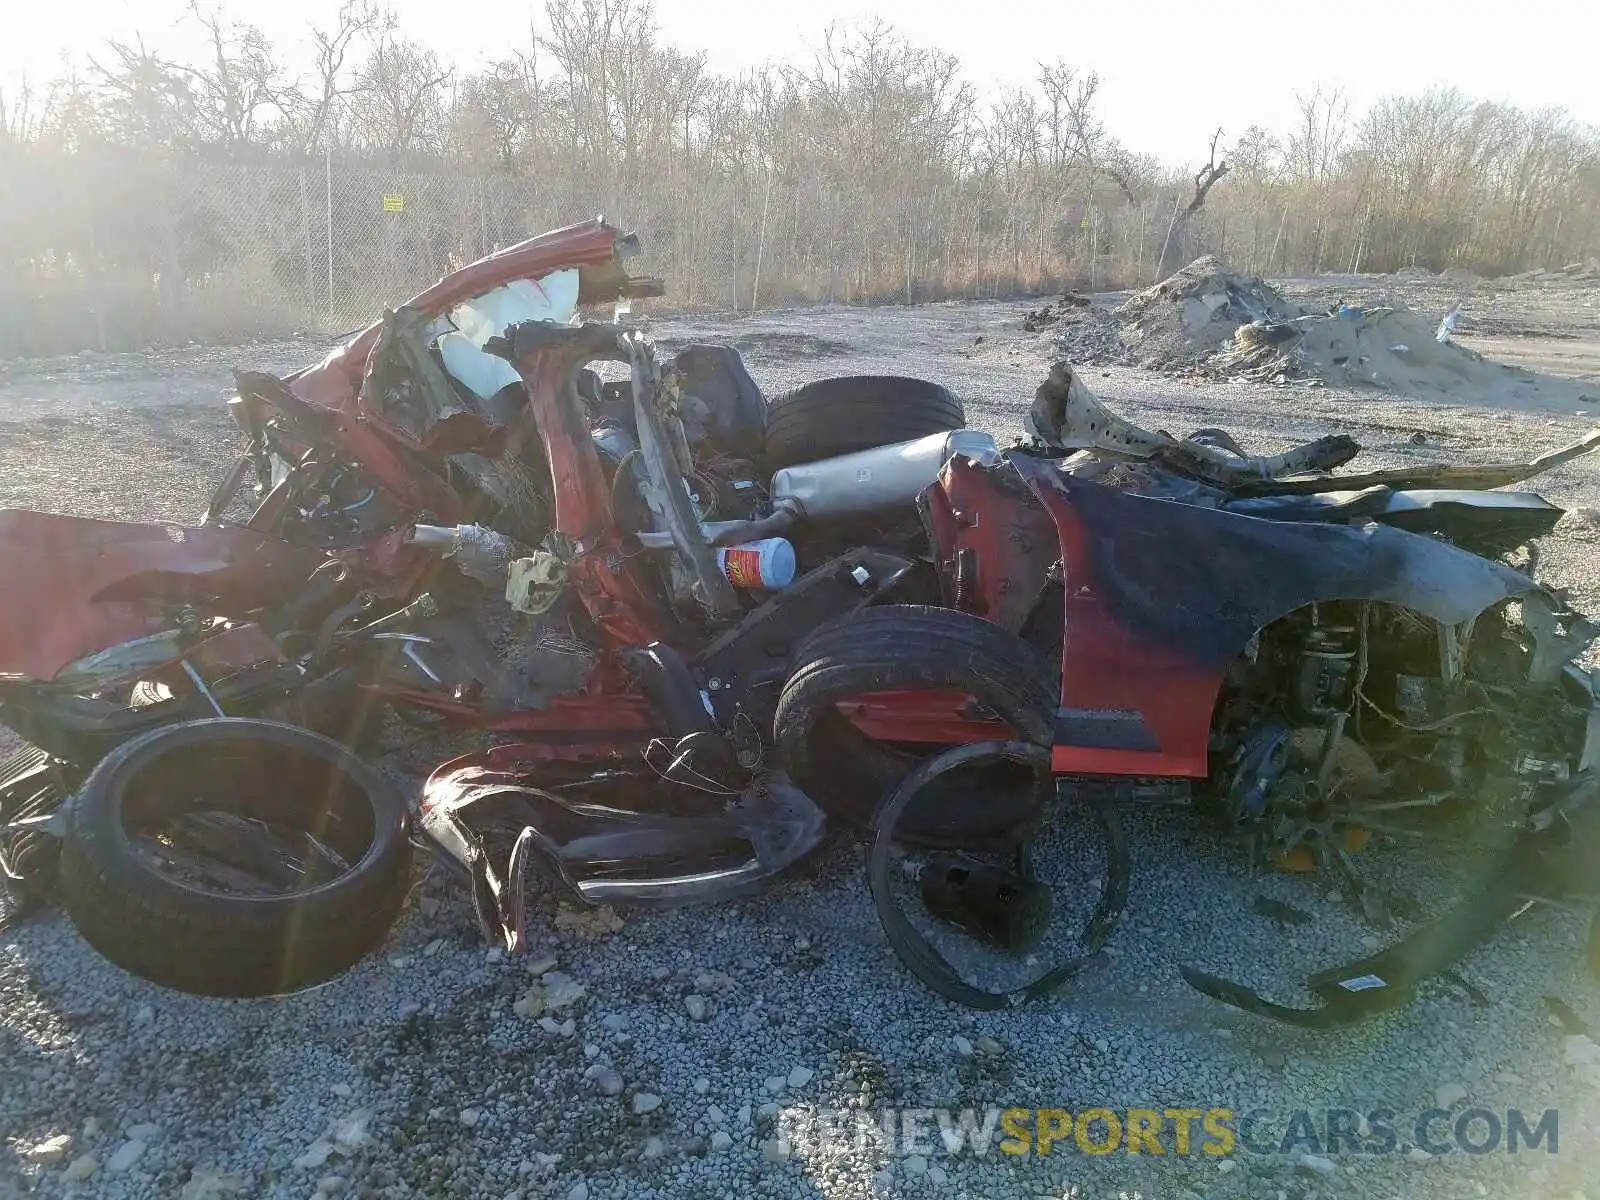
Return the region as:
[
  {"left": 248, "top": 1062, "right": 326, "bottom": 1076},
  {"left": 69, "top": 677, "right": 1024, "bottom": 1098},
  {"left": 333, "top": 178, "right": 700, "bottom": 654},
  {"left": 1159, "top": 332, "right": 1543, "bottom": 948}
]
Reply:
[
  {"left": 170, "top": 2, "right": 283, "bottom": 151},
  {"left": 1154, "top": 127, "right": 1231, "bottom": 279},
  {"left": 1289, "top": 85, "right": 1350, "bottom": 185},
  {"left": 89, "top": 38, "right": 198, "bottom": 151},
  {"left": 0, "top": 82, "right": 40, "bottom": 144},
  {"left": 346, "top": 36, "right": 452, "bottom": 161},
  {"left": 454, "top": 56, "right": 542, "bottom": 171},
  {"left": 286, "top": 0, "right": 392, "bottom": 155}
]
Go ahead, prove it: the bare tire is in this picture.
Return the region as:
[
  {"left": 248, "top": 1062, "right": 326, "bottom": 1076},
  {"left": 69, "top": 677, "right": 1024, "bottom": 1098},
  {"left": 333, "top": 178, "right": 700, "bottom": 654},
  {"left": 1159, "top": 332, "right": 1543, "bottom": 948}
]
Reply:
[
  {"left": 59, "top": 718, "right": 412, "bottom": 997},
  {"left": 763, "top": 376, "right": 965, "bottom": 471},
  {"left": 773, "top": 605, "right": 1056, "bottom": 845}
]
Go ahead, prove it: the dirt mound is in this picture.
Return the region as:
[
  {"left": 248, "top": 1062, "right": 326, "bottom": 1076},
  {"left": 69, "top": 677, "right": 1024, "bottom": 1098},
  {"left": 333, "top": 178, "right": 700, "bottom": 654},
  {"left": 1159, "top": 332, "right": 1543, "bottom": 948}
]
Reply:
[
  {"left": 1112, "top": 256, "right": 1303, "bottom": 371},
  {"left": 1046, "top": 256, "right": 1599, "bottom": 409},
  {"left": 1021, "top": 292, "right": 1092, "bottom": 332},
  {"left": 1501, "top": 258, "right": 1600, "bottom": 287},
  {"left": 1046, "top": 257, "right": 1302, "bottom": 374},
  {"left": 1217, "top": 302, "right": 1598, "bottom": 406}
]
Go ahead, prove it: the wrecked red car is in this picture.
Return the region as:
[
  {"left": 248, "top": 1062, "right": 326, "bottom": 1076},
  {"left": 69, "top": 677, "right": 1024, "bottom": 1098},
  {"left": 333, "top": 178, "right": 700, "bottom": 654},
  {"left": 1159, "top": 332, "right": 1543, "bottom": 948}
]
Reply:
[{"left": 3, "top": 218, "right": 1599, "bottom": 1022}]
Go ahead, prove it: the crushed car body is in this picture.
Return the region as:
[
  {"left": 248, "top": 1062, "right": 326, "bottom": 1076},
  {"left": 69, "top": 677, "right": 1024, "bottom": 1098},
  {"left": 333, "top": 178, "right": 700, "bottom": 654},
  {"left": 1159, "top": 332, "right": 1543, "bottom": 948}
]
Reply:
[{"left": 1, "top": 217, "right": 1598, "bottom": 1022}]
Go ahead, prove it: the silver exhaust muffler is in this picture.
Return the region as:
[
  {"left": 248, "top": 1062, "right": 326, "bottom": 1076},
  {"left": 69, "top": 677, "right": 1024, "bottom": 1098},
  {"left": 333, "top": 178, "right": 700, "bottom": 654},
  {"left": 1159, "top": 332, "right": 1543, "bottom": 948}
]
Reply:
[{"left": 769, "top": 430, "right": 999, "bottom": 522}]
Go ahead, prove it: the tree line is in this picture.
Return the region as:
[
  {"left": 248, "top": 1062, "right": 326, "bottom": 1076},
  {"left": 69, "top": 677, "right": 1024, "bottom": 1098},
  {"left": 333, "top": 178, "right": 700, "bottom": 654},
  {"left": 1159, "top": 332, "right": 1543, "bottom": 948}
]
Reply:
[{"left": 2, "top": 0, "right": 1597, "bottom": 354}]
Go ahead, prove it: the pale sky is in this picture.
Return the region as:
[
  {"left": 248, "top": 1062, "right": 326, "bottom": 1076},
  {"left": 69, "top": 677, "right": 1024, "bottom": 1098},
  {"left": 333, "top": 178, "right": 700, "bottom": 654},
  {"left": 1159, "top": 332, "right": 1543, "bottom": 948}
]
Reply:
[{"left": 4, "top": 0, "right": 1598, "bottom": 165}]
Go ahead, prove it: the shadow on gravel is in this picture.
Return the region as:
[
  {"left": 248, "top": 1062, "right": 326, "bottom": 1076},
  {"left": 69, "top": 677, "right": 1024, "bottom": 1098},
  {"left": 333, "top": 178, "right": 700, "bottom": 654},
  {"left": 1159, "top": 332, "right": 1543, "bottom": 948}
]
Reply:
[
  {"left": 727, "top": 331, "right": 854, "bottom": 360},
  {"left": 655, "top": 331, "right": 854, "bottom": 362}
]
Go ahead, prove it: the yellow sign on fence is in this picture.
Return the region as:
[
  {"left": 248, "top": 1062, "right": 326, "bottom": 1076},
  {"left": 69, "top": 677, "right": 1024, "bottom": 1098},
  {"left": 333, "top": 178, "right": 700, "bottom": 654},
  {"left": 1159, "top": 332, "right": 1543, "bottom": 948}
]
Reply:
[{"left": 383, "top": 194, "right": 405, "bottom": 213}]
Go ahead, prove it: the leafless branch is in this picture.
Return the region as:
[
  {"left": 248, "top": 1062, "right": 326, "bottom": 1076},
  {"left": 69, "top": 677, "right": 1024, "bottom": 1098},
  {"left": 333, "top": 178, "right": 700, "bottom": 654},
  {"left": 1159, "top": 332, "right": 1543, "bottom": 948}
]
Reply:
[{"left": 1186, "top": 126, "right": 1230, "bottom": 213}]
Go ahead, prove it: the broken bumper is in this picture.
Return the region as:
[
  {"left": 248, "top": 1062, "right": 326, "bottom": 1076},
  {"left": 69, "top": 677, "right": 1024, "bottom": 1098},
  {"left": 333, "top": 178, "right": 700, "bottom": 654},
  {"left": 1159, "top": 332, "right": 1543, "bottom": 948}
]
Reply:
[{"left": 414, "top": 758, "right": 827, "bottom": 951}]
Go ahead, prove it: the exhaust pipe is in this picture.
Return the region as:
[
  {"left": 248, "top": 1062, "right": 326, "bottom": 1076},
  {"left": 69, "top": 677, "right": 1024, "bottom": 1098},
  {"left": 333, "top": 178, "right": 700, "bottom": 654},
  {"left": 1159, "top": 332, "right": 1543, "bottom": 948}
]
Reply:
[{"left": 769, "top": 430, "right": 999, "bottom": 522}]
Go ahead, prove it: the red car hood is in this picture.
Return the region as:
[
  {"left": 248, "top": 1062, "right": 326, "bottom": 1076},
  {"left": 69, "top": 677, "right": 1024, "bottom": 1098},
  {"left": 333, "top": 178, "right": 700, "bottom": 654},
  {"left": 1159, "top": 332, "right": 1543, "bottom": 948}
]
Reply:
[{"left": 0, "top": 511, "right": 318, "bottom": 683}]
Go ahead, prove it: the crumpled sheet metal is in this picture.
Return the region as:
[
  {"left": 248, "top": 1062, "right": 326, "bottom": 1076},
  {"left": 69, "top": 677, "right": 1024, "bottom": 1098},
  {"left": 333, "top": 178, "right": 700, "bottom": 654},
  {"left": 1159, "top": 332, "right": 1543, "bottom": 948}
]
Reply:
[
  {"left": 415, "top": 761, "right": 827, "bottom": 952},
  {"left": 1026, "top": 360, "right": 1600, "bottom": 496},
  {"left": 1026, "top": 361, "right": 1358, "bottom": 484}
]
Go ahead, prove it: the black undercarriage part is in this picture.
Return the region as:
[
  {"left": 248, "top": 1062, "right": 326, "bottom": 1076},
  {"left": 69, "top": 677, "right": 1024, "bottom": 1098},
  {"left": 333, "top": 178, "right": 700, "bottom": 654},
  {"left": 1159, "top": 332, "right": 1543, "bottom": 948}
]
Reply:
[
  {"left": 919, "top": 853, "right": 1055, "bottom": 954},
  {"left": 868, "top": 741, "right": 1130, "bottom": 1010}
]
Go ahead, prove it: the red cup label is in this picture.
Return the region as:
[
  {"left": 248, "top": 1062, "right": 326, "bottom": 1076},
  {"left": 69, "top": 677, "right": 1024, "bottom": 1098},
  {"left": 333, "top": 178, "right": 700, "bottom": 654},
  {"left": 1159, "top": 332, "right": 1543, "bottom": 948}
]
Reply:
[{"left": 723, "top": 548, "right": 763, "bottom": 588}]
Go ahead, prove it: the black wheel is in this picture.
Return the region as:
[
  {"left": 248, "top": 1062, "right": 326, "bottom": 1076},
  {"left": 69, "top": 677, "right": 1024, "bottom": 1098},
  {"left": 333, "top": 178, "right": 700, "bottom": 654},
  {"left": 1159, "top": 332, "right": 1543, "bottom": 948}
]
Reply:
[
  {"left": 763, "top": 375, "right": 965, "bottom": 470},
  {"left": 59, "top": 718, "right": 412, "bottom": 997},
  {"left": 773, "top": 605, "right": 1056, "bottom": 845}
]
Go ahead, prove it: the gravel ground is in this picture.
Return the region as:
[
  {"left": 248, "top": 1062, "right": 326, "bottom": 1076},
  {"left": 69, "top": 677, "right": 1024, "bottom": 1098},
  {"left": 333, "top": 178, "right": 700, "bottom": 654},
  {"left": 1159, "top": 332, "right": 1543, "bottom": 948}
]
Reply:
[{"left": 3, "top": 284, "right": 1600, "bottom": 1200}]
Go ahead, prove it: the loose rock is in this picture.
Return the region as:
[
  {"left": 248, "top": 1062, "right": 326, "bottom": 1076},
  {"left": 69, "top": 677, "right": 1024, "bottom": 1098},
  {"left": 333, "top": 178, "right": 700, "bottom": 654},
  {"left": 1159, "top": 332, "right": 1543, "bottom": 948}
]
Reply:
[
  {"left": 24, "top": 1134, "right": 71, "bottom": 1164},
  {"left": 585, "top": 1066, "right": 625, "bottom": 1097},
  {"left": 329, "top": 1110, "right": 370, "bottom": 1152},
  {"left": 632, "top": 1092, "right": 662, "bottom": 1115},
  {"left": 541, "top": 973, "right": 588, "bottom": 1010},
  {"left": 106, "top": 1139, "right": 148, "bottom": 1174},
  {"left": 295, "top": 1142, "right": 334, "bottom": 1171},
  {"left": 554, "top": 904, "right": 624, "bottom": 937}
]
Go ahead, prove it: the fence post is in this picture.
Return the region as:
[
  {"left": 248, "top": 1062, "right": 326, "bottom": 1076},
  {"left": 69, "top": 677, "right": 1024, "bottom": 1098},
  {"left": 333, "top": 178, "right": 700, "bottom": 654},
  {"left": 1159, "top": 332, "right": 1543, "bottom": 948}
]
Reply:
[
  {"left": 325, "top": 144, "right": 334, "bottom": 327},
  {"left": 299, "top": 169, "right": 315, "bottom": 324},
  {"left": 86, "top": 177, "right": 107, "bottom": 353},
  {"left": 751, "top": 166, "right": 773, "bottom": 310},
  {"left": 1136, "top": 202, "right": 1147, "bottom": 283},
  {"left": 477, "top": 174, "right": 488, "bottom": 260},
  {"left": 1270, "top": 205, "right": 1288, "bottom": 275}
]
